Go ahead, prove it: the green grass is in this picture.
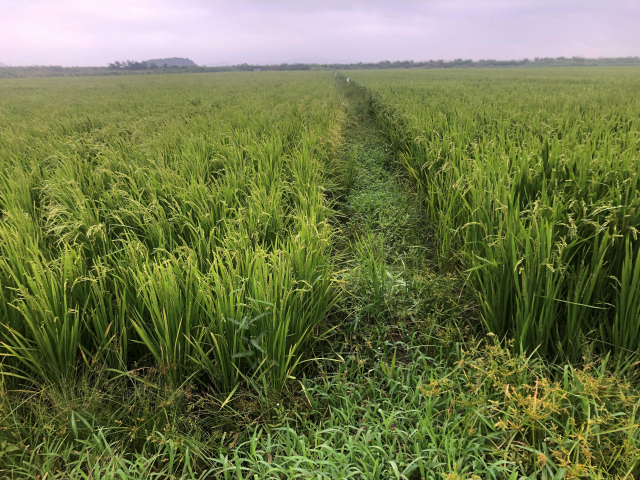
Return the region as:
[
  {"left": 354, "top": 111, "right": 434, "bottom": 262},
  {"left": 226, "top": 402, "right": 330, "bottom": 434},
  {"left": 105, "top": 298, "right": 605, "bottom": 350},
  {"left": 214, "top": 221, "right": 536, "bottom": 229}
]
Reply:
[
  {"left": 331, "top": 79, "right": 472, "bottom": 351},
  {"left": 3, "top": 339, "right": 638, "bottom": 478}
]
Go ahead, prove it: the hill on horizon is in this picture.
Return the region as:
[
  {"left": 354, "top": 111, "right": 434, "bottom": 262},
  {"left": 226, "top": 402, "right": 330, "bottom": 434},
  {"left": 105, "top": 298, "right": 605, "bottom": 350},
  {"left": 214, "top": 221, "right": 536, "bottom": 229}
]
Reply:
[
  {"left": 146, "top": 57, "right": 197, "bottom": 67},
  {"left": 0, "top": 62, "right": 8, "bottom": 67}
]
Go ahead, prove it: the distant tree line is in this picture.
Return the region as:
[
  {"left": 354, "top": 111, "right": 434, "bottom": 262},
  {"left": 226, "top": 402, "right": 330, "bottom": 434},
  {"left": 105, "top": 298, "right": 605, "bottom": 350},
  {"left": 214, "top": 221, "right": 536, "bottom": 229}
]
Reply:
[
  {"left": 3, "top": 56, "right": 640, "bottom": 79},
  {"left": 106, "top": 61, "right": 312, "bottom": 72},
  {"left": 232, "top": 63, "right": 311, "bottom": 71},
  {"left": 107, "top": 56, "right": 640, "bottom": 73},
  {"left": 108, "top": 58, "right": 198, "bottom": 70},
  {"left": 318, "top": 56, "right": 640, "bottom": 70},
  {"left": 108, "top": 60, "right": 159, "bottom": 70}
]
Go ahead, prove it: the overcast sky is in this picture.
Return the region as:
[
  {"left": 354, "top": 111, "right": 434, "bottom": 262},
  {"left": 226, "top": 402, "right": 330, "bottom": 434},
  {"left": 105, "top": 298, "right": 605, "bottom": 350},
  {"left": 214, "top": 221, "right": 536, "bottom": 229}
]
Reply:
[{"left": 1, "top": 0, "right": 639, "bottom": 66}]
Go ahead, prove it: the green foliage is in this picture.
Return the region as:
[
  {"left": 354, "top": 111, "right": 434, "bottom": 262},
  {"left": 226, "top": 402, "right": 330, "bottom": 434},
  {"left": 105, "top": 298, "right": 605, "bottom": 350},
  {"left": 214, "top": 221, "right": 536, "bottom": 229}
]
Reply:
[
  {"left": 331, "top": 85, "right": 471, "bottom": 351},
  {"left": 2, "top": 68, "right": 639, "bottom": 479},
  {"left": 2, "top": 340, "right": 638, "bottom": 478},
  {"left": 355, "top": 67, "right": 640, "bottom": 363},
  {"left": 0, "top": 72, "right": 345, "bottom": 390}
]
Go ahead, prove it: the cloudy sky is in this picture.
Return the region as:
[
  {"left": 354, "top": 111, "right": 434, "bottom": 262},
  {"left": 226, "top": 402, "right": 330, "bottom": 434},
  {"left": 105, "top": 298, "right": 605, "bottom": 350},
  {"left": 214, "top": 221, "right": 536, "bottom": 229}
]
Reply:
[{"left": 1, "top": 0, "right": 639, "bottom": 66}]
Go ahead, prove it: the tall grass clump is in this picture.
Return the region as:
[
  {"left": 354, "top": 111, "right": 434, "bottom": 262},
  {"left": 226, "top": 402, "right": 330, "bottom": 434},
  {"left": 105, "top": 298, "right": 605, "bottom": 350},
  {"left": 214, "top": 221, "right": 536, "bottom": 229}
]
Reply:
[
  {"left": 353, "top": 67, "right": 640, "bottom": 363},
  {"left": 0, "top": 72, "right": 345, "bottom": 390}
]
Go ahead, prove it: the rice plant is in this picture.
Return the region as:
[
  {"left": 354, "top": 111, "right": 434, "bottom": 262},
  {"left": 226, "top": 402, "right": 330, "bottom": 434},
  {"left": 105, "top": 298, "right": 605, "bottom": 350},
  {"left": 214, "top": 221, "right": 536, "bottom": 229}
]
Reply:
[
  {"left": 0, "top": 72, "right": 345, "bottom": 390},
  {"left": 355, "top": 67, "right": 640, "bottom": 362},
  {"left": 2, "top": 68, "right": 639, "bottom": 479}
]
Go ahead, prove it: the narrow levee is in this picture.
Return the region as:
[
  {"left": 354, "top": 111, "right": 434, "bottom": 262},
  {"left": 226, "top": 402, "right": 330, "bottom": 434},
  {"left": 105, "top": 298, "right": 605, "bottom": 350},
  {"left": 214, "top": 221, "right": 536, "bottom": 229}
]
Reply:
[{"left": 326, "top": 76, "right": 474, "bottom": 359}]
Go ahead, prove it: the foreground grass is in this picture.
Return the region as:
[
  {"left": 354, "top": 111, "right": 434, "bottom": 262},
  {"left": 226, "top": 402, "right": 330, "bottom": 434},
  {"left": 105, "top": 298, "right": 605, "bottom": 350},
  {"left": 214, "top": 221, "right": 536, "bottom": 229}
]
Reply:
[{"left": 3, "top": 339, "right": 639, "bottom": 478}]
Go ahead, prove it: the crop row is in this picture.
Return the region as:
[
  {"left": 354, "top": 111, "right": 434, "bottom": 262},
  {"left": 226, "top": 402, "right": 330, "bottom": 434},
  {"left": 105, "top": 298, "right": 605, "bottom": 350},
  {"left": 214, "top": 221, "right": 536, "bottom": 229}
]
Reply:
[
  {"left": 0, "top": 72, "right": 345, "bottom": 389},
  {"left": 356, "top": 67, "right": 640, "bottom": 363}
]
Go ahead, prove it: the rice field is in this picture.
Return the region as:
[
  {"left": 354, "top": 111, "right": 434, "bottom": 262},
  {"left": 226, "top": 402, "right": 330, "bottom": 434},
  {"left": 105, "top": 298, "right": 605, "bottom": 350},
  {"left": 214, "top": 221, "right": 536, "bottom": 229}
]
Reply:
[
  {"left": 0, "top": 72, "right": 345, "bottom": 389},
  {"left": 356, "top": 67, "right": 640, "bottom": 363},
  {"left": 1, "top": 69, "right": 639, "bottom": 478}
]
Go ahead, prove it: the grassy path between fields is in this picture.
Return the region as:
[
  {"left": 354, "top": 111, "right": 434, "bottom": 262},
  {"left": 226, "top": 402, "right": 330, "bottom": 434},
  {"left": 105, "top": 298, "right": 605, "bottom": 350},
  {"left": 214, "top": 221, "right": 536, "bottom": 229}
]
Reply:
[{"left": 328, "top": 77, "right": 472, "bottom": 354}]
